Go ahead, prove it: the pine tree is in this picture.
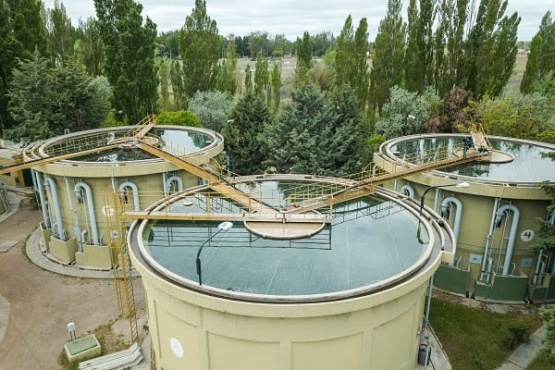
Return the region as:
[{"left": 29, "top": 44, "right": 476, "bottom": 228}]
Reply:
[
  {"left": 222, "top": 92, "right": 271, "bottom": 175},
  {"left": 0, "top": 0, "right": 47, "bottom": 135},
  {"left": 263, "top": 84, "right": 337, "bottom": 174}
]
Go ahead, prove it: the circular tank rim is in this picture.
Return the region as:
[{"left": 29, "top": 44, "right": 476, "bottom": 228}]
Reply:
[
  {"left": 380, "top": 133, "right": 555, "bottom": 186},
  {"left": 129, "top": 175, "right": 438, "bottom": 304},
  {"left": 32, "top": 125, "right": 224, "bottom": 165}
]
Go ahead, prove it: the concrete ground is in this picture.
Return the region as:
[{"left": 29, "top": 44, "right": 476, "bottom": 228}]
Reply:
[{"left": 0, "top": 193, "right": 148, "bottom": 370}]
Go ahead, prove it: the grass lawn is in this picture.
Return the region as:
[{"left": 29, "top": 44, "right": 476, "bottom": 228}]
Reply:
[
  {"left": 430, "top": 297, "right": 542, "bottom": 370},
  {"left": 529, "top": 351, "right": 554, "bottom": 369}
]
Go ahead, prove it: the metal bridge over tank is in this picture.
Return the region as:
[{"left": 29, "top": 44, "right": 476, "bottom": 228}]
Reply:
[{"left": 1, "top": 115, "right": 490, "bottom": 224}]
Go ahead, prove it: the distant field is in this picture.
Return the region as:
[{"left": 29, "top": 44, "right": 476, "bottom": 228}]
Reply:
[{"left": 509, "top": 52, "right": 528, "bottom": 89}]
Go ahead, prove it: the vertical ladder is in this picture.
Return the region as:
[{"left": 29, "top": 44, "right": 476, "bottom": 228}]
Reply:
[{"left": 105, "top": 191, "right": 139, "bottom": 344}]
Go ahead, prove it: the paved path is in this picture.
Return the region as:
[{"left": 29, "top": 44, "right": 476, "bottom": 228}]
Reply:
[{"left": 497, "top": 326, "right": 545, "bottom": 370}]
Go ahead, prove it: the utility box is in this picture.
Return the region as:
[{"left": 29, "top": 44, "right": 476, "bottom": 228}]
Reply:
[{"left": 64, "top": 333, "right": 101, "bottom": 364}]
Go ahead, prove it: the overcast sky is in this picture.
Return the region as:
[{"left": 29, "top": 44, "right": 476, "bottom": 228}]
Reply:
[{"left": 43, "top": 0, "right": 553, "bottom": 41}]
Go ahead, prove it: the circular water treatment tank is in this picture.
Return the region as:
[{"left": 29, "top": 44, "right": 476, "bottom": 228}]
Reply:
[
  {"left": 386, "top": 134, "right": 555, "bottom": 183},
  {"left": 134, "top": 179, "right": 434, "bottom": 302},
  {"left": 36, "top": 126, "right": 217, "bottom": 163}
]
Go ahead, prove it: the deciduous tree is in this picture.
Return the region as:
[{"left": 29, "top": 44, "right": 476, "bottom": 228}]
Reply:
[
  {"left": 521, "top": 11, "right": 555, "bottom": 94},
  {"left": 178, "top": 0, "right": 221, "bottom": 99},
  {"left": 188, "top": 90, "right": 235, "bottom": 132},
  {"left": 370, "top": 0, "right": 406, "bottom": 113},
  {"left": 94, "top": 0, "right": 158, "bottom": 124},
  {"left": 46, "top": 0, "right": 75, "bottom": 64}
]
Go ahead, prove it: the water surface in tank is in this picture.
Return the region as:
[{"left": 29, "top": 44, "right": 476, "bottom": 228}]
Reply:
[
  {"left": 141, "top": 181, "right": 427, "bottom": 296},
  {"left": 71, "top": 128, "right": 214, "bottom": 162},
  {"left": 391, "top": 137, "right": 555, "bottom": 182}
]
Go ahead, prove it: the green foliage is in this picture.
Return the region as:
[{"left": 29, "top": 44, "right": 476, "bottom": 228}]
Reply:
[
  {"left": 334, "top": 14, "right": 373, "bottom": 110},
  {"left": 501, "top": 322, "right": 530, "bottom": 350},
  {"left": 405, "top": 0, "right": 435, "bottom": 93},
  {"left": 188, "top": 90, "right": 235, "bottom": 132},
  {"left": 244, "top": 63, "right": 253, "bottom": 94},
  {"left": 158, "top": 58, "right": 171, "bottom": 111},
  {"left": 221, "top": 92, "right": 271, "bottom": 175},
  {"left": 73, "top": 18, "right": 104, "bottom": 77},
  {"left": 7, "top": 52, "right": 110, "bottom": 142},
  {"left": 307, "top": 60, "right": 336, "bottom": 93},
  {"left": 375, "top": 85, "right": 437, "bottom": 138},
  {"left": 156, "top": 30, "right": 180, "bottom": 59},
  {"left": 254, "top": 52, "right": 269, "bottom": 101},
  {"left": 521, "top": 11, "right": 555, "bottom": 94},
  {"left": 431, "top": 298, "right": 541, "bottom": 370},
  {"left": 46, "top": 1, "right": 75, "bottom": 64},
  {"left": 95, "top": 0, "right": 158, "bottom": 124},
  {"left": 178, "top": 0, "right": 221, "bottom": 99},
  {"left": 295, "top": 31, "right": 312, "bottom": 84},
  {"left": 216, "top": 35, "right": 238, "bottom": 96},
  {"left": 370, "top": 0, "right": 406, "bottom": 113},
  {"left": 247, "top": 31, "right": 269, "bottom": 59},
  {"left": 262, "top": 84, "right": 369, "bottom": 176},
  {"left": 156, "top": 110, "right": 201, "bottom": 127},
  {"left": 0, "top": 0, "right": 48, "bottom": 134},
  {"left": 541, "top": 305, "right": 555, "bottom": 364},
  {"left": 463, "top": 0, "right": 520, "bottom": 98},
  {"left": 270, "top": 62, "right": 282, "bottom": 114},
  {"left": 474, "top": 89, "right": 555, "bottom": 140}
]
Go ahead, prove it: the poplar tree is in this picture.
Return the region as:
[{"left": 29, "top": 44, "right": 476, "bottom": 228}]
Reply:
[
  {"left": 158, "top": 59, "right": 171, "bottom": 111},
  {"left": 217, "top": 35, "right": 238, "bottom": 96},
  {"left": 370, "top": 0, "right": 406, "bottom": 113},
  {"left": 521, "top": 11, "right": 555, "bottom": 94},
  {"left": 74, "top": 18, "right": 105, "bottom": 77},
  {"left": 94, "top": 0, "right": 158, "bottom": 124},
  {"left": 179, "top": 0, "right": 221, "bottom": 99},
  {"left": 335, "top": 16, "right": 354, "bottom": 88},
  {"left": 254, "top": 52, "right": 269, "bottom": 101},
  {"left": 334, "top": 16, "right": 371, "bottom": 111},
  {"left": 244, "top": 64, "right": 253, "bottom": 94},
  {"left": 463, "top": 0, "right": 520, "bottom": 98},
  {"left": 405, "top": 0, "right": 436, "bottom": 93},
  {"left": 46, "top": 0, "right": 75, "bottom": 64},
  {"left": 295, "top": 31, "right": 313, "bottom": 85},
  {"left": 433, "top": 0, "right": 469, "bottom": 97},
  {"left": 270, "top": 62, "right": 282, "bottom": 114}
]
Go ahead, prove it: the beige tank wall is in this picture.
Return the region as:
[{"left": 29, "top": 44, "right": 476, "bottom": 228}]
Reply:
[
  {"left": 40, "top": 167, "right": 199, "bottom": 268},
  {"left": 389, "top": 176, "right": 551, "bottom": 294},
  {"left": 133, "top": 253, "right": 440, "bottom": 370}
]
